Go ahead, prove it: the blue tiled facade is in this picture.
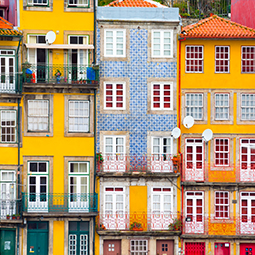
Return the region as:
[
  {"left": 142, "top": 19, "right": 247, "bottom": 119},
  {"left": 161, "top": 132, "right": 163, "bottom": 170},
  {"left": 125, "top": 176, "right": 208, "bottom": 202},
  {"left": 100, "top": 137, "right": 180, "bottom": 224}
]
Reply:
[{"left": 96, "top": 25, "right": 177, "bottom": 155}]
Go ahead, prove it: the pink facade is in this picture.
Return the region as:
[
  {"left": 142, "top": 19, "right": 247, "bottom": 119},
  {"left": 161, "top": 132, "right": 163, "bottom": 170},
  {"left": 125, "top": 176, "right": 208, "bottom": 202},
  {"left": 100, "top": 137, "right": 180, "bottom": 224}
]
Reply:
[
  {"left": 0, "top": 0, "right": 17, "bottom": 26},
  {"left": 231, "top": 0, "right": 255, "bottom": 29}
]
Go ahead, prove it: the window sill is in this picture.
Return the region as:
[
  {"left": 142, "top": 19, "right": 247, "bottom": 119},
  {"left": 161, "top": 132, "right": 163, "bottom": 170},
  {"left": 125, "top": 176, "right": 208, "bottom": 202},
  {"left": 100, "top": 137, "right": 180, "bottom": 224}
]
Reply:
[
  {"left": 0, "top": 143, "right": 18, "bottom": 147},
  {"left": 64, "top": 132, "right": 94, "bottom": 137}
]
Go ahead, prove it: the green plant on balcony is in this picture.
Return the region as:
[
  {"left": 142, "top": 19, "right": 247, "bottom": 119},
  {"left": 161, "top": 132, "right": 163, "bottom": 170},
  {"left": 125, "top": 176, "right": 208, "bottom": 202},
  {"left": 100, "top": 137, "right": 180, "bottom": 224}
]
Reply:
[
  {"left": 168, "top": 218, "right": 182, "bottom": 231},
  {"left": 55, "top": 69, "right": 62, "bottom": 84},
  {"left": 96, "top": 153, "right": 104, "bottom": 164},
  {"left": 16, "top": 214, "right": 21, "bottom": 220},
  {"left": 6, "top": 214, "right": 10, "bottom": 219},
  {"left": 130, "top": 222, "right": 143, "bottom": 231}
]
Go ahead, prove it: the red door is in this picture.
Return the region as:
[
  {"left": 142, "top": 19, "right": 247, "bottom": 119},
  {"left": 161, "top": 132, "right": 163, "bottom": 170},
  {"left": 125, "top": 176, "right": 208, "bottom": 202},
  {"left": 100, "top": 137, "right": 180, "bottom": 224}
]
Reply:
[
  {"left": 215, "top": 243, "right": 230, "bottom": 255},
  {"left": 103, "top": 240, "right": 121, "bottom": 255},
  {"left": 240, "top": 243, "right": 255, "bottom": 255},
  {"left": 185, "top": 242, "right": 205, "bottom": 255},
  {"left": 156, "top": 240, "right": 174, "bottom": 255}
]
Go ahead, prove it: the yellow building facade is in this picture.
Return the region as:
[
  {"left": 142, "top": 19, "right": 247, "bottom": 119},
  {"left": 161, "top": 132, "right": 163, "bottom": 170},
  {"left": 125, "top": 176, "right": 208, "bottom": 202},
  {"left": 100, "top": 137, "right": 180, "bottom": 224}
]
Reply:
[
  {"left": 17, "top": 1, "right": 98, "bottom": 255},
  {"left": 179, "top": 15, "right": 255, "bottom": 255}
]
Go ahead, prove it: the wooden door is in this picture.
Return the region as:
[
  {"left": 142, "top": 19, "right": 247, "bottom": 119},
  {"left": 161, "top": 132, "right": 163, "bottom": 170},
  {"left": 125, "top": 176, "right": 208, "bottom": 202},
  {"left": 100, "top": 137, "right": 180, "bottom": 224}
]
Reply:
[
  {"left": 156, "top": 240, "right": 174, "bottom": 255},
  {"left": 103, "top": 240, "right": 121, "bottom": 255}
]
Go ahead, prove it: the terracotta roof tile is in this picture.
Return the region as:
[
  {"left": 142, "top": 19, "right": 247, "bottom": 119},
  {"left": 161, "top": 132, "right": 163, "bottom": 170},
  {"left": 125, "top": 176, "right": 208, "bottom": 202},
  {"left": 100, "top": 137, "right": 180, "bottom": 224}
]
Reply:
[
  {"left": 0, "top": 17, "right": 22, "bottom": 36},
  {"left": 181, "top": 15, "right": 255, "bottom": 39},
  {"left": 107, "top": 0, "right": 165, "bottom": 8}
]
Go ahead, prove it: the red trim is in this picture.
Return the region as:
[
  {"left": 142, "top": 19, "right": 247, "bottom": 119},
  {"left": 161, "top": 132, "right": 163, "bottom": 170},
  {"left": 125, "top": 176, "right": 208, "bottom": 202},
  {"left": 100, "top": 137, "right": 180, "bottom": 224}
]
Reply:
[{"left": 214, "top": 137, "right": 230, "bottom": 167}]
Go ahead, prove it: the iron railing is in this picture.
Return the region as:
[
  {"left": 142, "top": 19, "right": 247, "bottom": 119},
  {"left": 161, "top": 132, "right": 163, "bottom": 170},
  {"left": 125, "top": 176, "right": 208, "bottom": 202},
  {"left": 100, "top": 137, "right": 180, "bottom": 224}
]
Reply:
[
  {"left": 97, "top": 154, "right": 181, "bottom": 173},
  {"left": 0, "top": 73, "right": 22, "bottom": 94},
  {"left": 0, "top": 199, "right": 22, "bottom": 220},
  {"left": 97, "top": 212, "right": 181, "bottom": 231},
  {"left": 22, "top": 64, "right": 99, "bottom": 84},
  {"left": 22, "top": 192, "right": 98, "bottom": 213}
]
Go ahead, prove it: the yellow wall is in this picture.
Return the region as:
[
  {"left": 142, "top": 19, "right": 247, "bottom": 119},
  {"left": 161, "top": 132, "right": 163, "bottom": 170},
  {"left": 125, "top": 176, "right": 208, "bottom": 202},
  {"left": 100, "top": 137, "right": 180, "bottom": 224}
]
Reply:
[{"left": 53, "top": 221, "right": 65, "bottom": 255}]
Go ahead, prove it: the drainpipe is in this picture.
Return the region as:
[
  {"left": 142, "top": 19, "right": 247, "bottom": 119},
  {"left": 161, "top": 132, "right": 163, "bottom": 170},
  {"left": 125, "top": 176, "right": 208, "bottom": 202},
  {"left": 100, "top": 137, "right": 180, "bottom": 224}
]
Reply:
[{"left": 93, "top": 0, "right": 96, "bottom": 64}]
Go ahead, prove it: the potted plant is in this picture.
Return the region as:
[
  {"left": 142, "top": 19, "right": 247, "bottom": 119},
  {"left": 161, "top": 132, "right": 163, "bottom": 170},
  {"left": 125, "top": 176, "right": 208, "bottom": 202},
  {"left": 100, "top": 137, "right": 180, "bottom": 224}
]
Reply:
[
  {"left": 168, "top": 218, "right": 182, "bottom": 231},
  {"left": 96, "top": 153, "right": 104, "bottom": 164},
  {"left": 130, "top": 222, "right": 143, "bottom": 231},
  {"left": 55, "top": 69, "right": 62, "bottom": 84},
  {"left": 6, "top": 214, "right": 10, "bottom": 220},
  {"left": 12, "top": 214, "right": 16, "bottom": 220},
  {"left": 99, "top": 224, "right": 106, "bottom": 230},
  {"left": 16, "top": 214, "right": 21, "bottom": 220}
]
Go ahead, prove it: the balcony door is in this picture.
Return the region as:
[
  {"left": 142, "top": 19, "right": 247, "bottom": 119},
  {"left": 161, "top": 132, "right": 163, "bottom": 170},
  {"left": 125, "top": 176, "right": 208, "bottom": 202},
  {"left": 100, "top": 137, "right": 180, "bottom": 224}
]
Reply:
[
  {"left": 0, "top": 50, "right": 15, "bottom": 93},
  {"left": 185, "top": 191, "right": 204, "bottom": 234},
  {"left": 68, "top": 162, "right": 90, "bottom": 212},
  {"left": 27, "top": 162, "right": 48, "bottom": 212},
  {"left": 185, "top": 139, "right": 204, "bottom": 181},
  {"left": 69, "top": 36, "right": 89, "bottom": 82},
  {"left": 240, "top": 192, "right": 255, "bottom": 234},
  {"left": 0, "top": 171, "right": 15, "bottom": 219}
]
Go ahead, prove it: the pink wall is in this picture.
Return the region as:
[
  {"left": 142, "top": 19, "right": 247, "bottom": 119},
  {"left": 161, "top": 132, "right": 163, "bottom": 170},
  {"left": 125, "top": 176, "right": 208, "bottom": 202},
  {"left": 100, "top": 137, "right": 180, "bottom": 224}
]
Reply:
[
  {"left": 231, "top": 0, "right": 255, "bottom": 29},
  {"left": 0, "top": 0, "right": 17, "bottom": 26}
]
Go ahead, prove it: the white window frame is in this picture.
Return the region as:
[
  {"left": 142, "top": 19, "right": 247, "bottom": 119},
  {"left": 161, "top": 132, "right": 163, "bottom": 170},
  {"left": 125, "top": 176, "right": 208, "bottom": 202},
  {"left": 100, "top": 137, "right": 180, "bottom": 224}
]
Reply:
[
  {"left": 241, "top": 94, "right": 255, "bottom": 120},
  {"left": 27, "top": 0, "right": 48, "bottom": 6},
  {"left": 240, "top": 192, "right": 255, "bottom": 223},
  {"left": 151, "top": 30, "right": 173, "bottom": 58},
  {"left": 214, "top": 191, "right": 229, "bottom": 219},
  {"left": 104, "top": 82, "right": 126, "bottom": 110},
  {"left": 0, "top": 8, "right": 5, "bottom": 19},
  {"left": 215, "top": 93, "right": 229, "bottom": 120},
  {"left": 185, "top": 139, "right": 204, "bottom": 170},
  {"left": 104, "top": 135, "right": 126, "bottom": 156},
  {"left": 151, "top": 82, "right": 173, "bottom": 110},
  {"left": 130, "top": 240, "right": 148, "bottom": 255},
  {"left": 185, "top": 45, "right": 204, "bottom": 73},
  {"left": 68, "top": 100, "right": 90, "bottom": 133},
  {"left": 104, "top": 29, "right": 126, "bottom": 58},
  {"left": 240, "top": 138, "right": 255, "bottom": 170},
  {"left": 214, "top": 138, "right": 230, "bottom": 166},
  {"left": 151, "top": 136, "right": 173, "bottom": 159},
  {"left": 0, "top": 110, "right": 16, "bottom": 143},
  {"left": 28, "top": 100, "right": 49, "bottom": 132},
  {"left": 241, "top": 46, "right": 255, "bottom": 73},
  {"left": 185, "top": 93, "right": 203, "bottom": 120},
  {"left": 151, "top": 187, "right": 173, "bottom": 213},
  {"left": 104, "top": 187, "right": 125, "bottom": 215},
  {"left": 215, "top": 46, "right": 230, "bottom": 73},
  {"left": 68, "top": 0, "right": 88, "bottom": 7}
]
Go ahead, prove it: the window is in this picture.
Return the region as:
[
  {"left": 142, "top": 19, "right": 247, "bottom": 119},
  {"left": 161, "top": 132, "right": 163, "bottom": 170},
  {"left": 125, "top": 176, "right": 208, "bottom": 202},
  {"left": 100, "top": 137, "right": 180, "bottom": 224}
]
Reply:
[
  {"left": 185, "top": 46, "right": 203, "bottom": 73},
  {"left": 185, "top": 139, "right": 203, "bottom": 170},
  {"left": 215, "top": 191, "right": 229, "bottom": 219},
  {"left": 215, "top": 94, "right": 229, "bottom": 120},
  {"left": 214, "top": 138, "right": 229, "bottom": 166},
  {"left": 185, "top": 94, "right": 203, "bottom": 120},
  {"left": 69, "top": 100, "right": 89, "bottom": 132},
  {"left": 152, "top": 30, "right": 173, "bottom": 58},
  {"left": 151, "top": 83, "right": 173, "bottom": 110},
  {"left": 69, "top": 162, "right": 89, "bottom": 212},
  {"left": 104, "top": 30, "right": 126, "bottom": 57},
  {"left": 28, "top": 100, "right": 49, "bottom": 132},
  {"left": 27, "top": 0, "right": 48, "bottom": 6},
  {"left": 69, "top": 36, "right": 89, "bottom": 45},
  {"left": 0, "top": 171, "right": 16, "bottom": 219},
  {"left": 0, "top": 110, "right": 16, "bottom": 143},
  {"left": 68, "top": 0, "right": 88, "bottom": 7},
  {"left": 28, "top": 35, "right": 46, "bottom": 44},
  {"left": 130, "top": 240, "right": 148, "bottom": 255},
  {"left": 28, "top": 161, "right": 48, "bottom": 212},
  {"left": 152, "top": 137, "right": 172, "bottom": 160},
  {"left": 69, "top": 221, "right": 89, "bottom": 255},
  {"left": 215, "top": 46, "right": 230, "bottom": 73},
  {"left": 240, "top": 192, "right": 255, "bottom": 223},
  {"left": 242, "top": 46, "right": 255, "bottom": 73},
  {"left": 104, "top": 136, "right": 125, "bottom": 156},
  {"left": 241, "top": 94, "right": 255, "bottom": 120},
  {"left": 104, "top": 82, "right": 125, "bottom": 110},
  {"left": 0, "top": 9, "right": 5, "bottom": 19},
  {"left": 240, "top": 139, "right": 255, "bottom": 170}
]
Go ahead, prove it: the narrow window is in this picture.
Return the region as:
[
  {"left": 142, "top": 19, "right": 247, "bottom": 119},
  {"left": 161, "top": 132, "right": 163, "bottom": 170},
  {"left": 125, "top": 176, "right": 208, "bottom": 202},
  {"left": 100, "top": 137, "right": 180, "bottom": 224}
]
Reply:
[
  {"left": 185, "top": 46, "right": 203, "bottom": 73},
  {"left": 0, "top": 110, "right": 16, "bottom": 143},
  {"left": 185, "top": 94, "right": 203, "bottom": 120},
  {"left": 215, "top": 94, "right": 229, "bottom": 120},
  {"left": 214, "top": 138, "right": 229, "bottom": 166},
  {"left": 215, "top": 191, "right": 229, "bottom": 219},
  {"left": 215, "top": 46, "right": 230, "bottom": 73},
  {"left": 241, "top": 94, "right": 255, "bottom": 120},
  {"left": 242, "top": 46, "right": 255, "bottom": 73}
]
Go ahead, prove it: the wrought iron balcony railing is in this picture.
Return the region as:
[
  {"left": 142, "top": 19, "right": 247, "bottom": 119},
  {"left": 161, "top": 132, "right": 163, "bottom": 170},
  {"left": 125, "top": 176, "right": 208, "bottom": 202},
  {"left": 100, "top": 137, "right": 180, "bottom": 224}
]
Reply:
[
  {"left": 97, "top": 212, "right": 181, "bottom": 232},
  {"left": 0, "top": 73, "right": 22, "bottom": 94},
  {"left": 97, "top": 154, "right": 181, "bottom": 173},
  {"left": 22, "top": 192, "right": 98, "bottom": 214},
  {"left": 22, "top": 64, "right": 99, "bottom": 84},
  {"left": 0, "top": 199, "right": 22, "bottom": 220}
]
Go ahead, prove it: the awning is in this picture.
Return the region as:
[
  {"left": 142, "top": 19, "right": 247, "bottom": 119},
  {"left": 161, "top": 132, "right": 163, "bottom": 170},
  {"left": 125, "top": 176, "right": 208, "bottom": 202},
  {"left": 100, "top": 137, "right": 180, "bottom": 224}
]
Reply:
[{"left": 25, "top": 43, "right": 94, "bottom": 50}]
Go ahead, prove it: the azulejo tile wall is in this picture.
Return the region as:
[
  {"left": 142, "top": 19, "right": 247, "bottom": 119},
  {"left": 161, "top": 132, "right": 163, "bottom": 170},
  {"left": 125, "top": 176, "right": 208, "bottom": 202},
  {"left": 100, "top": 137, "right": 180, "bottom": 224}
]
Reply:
[{"left": 97, "top": 26, "right": 177, "bottom": 155}]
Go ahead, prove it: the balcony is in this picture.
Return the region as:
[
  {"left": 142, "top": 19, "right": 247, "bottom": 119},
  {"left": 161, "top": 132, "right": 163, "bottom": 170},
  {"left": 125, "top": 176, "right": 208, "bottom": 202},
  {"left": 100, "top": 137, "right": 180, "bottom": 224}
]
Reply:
[
  {"left": 22, "top": 193, "right": 98, "bottom": 215},
  {"left": 0, "top": 199, "right": 22, "bottom": 221},
  {"left": 97, "top": 212, "right": 181, "bottom": 235},
  {"left": 0, "top": 73, "right": 22, "bottom": 94},
  {"left": 22, "top": 63, "right": 99, "bottom": 85},
  {"left": 97, "top": 154, "right": 181, "bottom": 175}
]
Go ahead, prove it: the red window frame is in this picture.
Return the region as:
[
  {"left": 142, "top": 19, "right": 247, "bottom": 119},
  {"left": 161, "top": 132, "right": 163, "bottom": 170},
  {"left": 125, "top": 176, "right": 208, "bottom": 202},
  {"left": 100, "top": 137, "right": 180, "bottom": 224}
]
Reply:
[
  {"left": 185, "top": 45, "right": 204, "bottom": 73},
  {"left": 104, "top": 83, "right": 125, "bottom": 109},
  {"left": 215, "top": 191, "right": 229, "bottom": 219}
]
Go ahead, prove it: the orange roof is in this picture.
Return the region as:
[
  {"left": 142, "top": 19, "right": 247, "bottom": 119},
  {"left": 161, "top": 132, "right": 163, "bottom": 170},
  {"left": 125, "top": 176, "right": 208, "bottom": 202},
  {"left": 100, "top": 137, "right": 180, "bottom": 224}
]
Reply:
[
  {"left": 0, "top": 17, "right": 22, "bottom": 36},
  {"left": 107, "top": 0, "right": 165, "bottom": 8},
  {"left": 181, "top": 15, "right": 255, "bottom": 39}
]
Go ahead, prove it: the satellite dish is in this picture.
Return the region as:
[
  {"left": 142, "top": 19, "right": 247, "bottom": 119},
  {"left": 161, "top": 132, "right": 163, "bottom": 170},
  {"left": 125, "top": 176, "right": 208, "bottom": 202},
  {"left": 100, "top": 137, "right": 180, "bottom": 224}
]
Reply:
[
  {"left": 202, "top": 129, "right": 213, "bottom": 142},
  {"left": 183, "top": 116, "right": 194, "bottom": 129},
  {"left": 172, "top": 127, "right": 181, "bottom": 139},
  {"left": 46, "top": 31, "right": 56, "bottom": 44}
]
